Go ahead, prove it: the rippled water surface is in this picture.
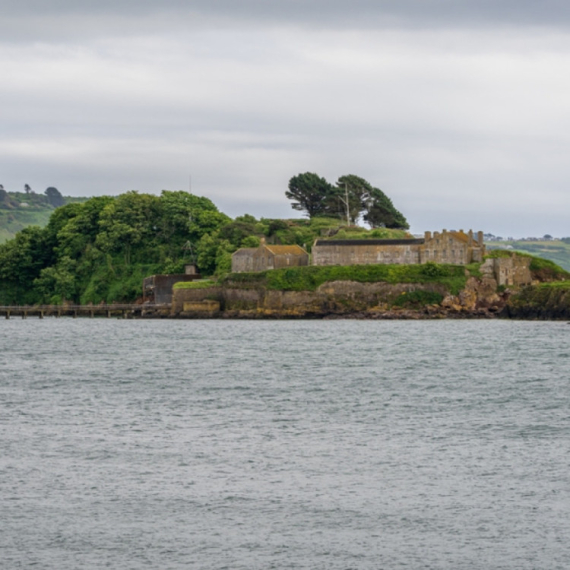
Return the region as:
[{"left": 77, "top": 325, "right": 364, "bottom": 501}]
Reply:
[{"left": 1, "top": 319, "right": 570, "bottom": 569}]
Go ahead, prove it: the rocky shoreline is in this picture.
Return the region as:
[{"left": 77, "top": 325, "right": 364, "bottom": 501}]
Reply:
[{"left": 168, "top": 272, "right": 570, "bottom": 321}]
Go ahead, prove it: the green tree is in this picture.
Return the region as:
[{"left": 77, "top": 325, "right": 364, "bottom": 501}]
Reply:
[
  {"left": 285, "top": 172, "right": 334, "bottom": 218},
  {"left": 159, "top": 190, "right": 222, "bottom": 243},
  {"left": 96, "top": 192, "right": 161, "bottom": 265},
  {"left": 0, "top": 226, "right": 52, "bottom": 303},
  {"left": 0, "top": 187, "right": 10, "bottom": 207},
  {"left": 55, "top": 197, "right": 114, "bottom": 259},
  {"left": 33, "top": 256, "right": 78, "bottom": 303},
  {"left": 214, "top": 239, "right": 236, "bottom": 276},
  {"left": 188, "top": 209, "right": 231, "bottom": 242},
  {"left": 44, "top": 187, "right": 65, "bottom": 207},
  {"left": 218, "top": 218, "right": 258, "bottom": 246},
  {"left": 195, "top": 232, "right": 220, "bottom": 276},
  {"left": 363, "top": 188, "right": 409, "bottom": 229},
  {"left": 334, "top": 174, "right": 374, "bottom": 224}
]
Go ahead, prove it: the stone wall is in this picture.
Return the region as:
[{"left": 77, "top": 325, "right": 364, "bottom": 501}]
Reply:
[
  {"left": 312, "top": 240, "right": 423, "bottom": 266},
  {"left": 142, "top": 274, "right": 202, "bottom": 304},
  {"left": 494, "top": 256, "right": 532, "bottom": 287},
  {"left": 231, "top": 248, "right": 258, "bottom": 273},
  {"left": 231, "top": 245, "right": 309, "bottom": 273},
  {"left": 171, "top": 281, "right": 450, "bottom": 317},
  {"left": 420, "top": 230, "right": 485, "bottom": 264},
  {"left": 480, "top": 255, "right": 532, "bottom": 287},
  {"left": 171, "top": 286, "right": 222, "bottom": 314},
  {"left": 312, "top": 230, "right": 485, "bottom": 267}
]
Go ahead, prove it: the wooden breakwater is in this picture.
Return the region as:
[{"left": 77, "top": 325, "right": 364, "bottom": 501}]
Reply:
[{"left": 0, "top": 304, "right": 170, "bottom": 319}]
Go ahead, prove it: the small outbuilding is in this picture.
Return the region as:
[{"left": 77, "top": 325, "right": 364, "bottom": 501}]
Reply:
[
  {"left": 142, "top": 265, "right": 201, "bottom": 304},
  {"left": 231, "top": 244, "right": 309, "bottom": 273}
]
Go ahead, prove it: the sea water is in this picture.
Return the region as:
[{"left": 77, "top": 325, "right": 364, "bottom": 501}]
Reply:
[{"left": 1, "top": 319, "right": 569, "bottom": 569}]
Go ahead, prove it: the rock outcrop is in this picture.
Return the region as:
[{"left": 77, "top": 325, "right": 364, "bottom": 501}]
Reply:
[
  {"left": 504, "top": 285, "right": 570, "bottom": 320},
  {"left": 171, "top": 277, "right": 510, "bottom": 319},
  {"left": 169, "top": 254, "right": 570, "bottom": 319}
]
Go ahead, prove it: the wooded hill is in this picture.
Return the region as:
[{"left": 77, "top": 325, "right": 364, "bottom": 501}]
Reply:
[
  {"left": 0, "top": 190, "right": 409, "bottom": 305},
  {"left": 2, "top": 185, "right": 569, "bottom": 307}
]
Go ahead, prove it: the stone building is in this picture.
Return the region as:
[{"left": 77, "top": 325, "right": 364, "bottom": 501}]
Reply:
[
  {"left": 231, "top": 244, "right": 309, "bottom": 273},
  {"left": 142, "top": 265, "right": 201, "bottom": 304},
  {"left": 311, "top": 229, "right": 486, "bottom": 267},
  {"left": 481, "top": 255, "right": 532, "bottom": 287}
]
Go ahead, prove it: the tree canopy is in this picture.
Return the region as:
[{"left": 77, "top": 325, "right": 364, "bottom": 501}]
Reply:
[
  {"left": 44, "top": 187, "right": 65, "bottom": 208},
  {"left": 1, "top": 183, "right": 410, "bottom": 305},
  {"left": 285, "top": 172, "right": 408, "bottom": 229},
  {"left": 285, "top": 172, "right": 334, "bottom": 218},
  {"left": 0, "top": 190, "right": 234, "bottom": 304}
]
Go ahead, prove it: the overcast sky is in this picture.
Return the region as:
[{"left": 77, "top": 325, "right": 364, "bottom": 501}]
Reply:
[{"left": 2, "top": 1, "right": 570, "bottom": 237}]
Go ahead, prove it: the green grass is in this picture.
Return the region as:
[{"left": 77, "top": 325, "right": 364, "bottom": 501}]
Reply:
[
  {"left": 0, "top": 196, "right": 89, "bottom": 243},
  {"left": 485, "top": 248, "right": 570, "bottom": 281},
  {"left": 320, "top": 227, "right": 410, "bottom": 240},
  {"left": 0, "top": 208, "right": 53, "bottom": 243},
  {"left": 465, "top": 262, "right": 483, "bottom": 278},
  {"left": 486, "top": 240, "right": 570, "bottom": 271},
  {"left": 173, "top": 280, "right": 217, "bottom": 289},
  {"left": 535, "top": 281, "right": 570, "bottom": 290},
  {"left": 223, "top": 262, "right": 467, "bottom": 294}
]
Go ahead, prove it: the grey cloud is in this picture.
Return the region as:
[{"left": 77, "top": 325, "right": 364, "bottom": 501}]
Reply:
[
  {"left": 3, "top": 1, "right": 570, "bottom": 40},
  {"left": 2, "top": 4, "right": 570, "bottom": 237}
]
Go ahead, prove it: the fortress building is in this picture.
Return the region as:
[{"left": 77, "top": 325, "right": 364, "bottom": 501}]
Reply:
[
  {"left": 231, "top": 230, "right": 485, "bottom": 273},
  {"left": 231, "top": 243, "right": 309, "bottom": 273},
  {"left": 311, "top": 230, "right": 485, "bottom": 267}
]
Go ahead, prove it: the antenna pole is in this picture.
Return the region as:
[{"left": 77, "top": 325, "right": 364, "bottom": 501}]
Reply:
[
  {"left": 338, "top": 182, "right": 351, "bottom": 226},
  {"left": 345, "top": 183, "right": 350, "bottom": 225}
]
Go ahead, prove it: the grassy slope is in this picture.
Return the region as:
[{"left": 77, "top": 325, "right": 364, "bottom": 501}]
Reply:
[
  {"left": 486, "top": 240, "right": 570, "bottom": 271},
  {"left": 221, "top": 263, "right": 470, "bottom": 295},
  {"left": 0, "top": 197, "right": 89, "bottom": 243},
  {"left": 0, "top": 207, "right": 54, "bottom": 243}
]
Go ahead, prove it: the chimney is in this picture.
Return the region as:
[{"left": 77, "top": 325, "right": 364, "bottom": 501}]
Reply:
[{"left": 424, "top": 231, "right": 432, "bottom": 240}]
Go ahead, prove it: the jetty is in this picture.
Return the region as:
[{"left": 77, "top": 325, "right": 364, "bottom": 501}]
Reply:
[{"left": 0, "top": 304, "right": 168, "bottom": 319}]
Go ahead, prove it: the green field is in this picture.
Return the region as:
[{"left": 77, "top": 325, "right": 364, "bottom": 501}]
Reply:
[
  {"left": 0, "top": 193, "right": 88, "bottom": 243},
  {"left": 0, "top": 207, "right": 54, "bottom": 243},
  {"left": 486, "top": 240, "right": 570, "bottom": 271}
]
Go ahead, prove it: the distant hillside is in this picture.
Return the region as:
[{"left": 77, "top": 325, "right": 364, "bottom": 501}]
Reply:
[
  {"left": 486, "top": 240, "right": 570, "bottom": 272},
  {"left": 0, "top": 190, "right": 87, "bottom": 243}
]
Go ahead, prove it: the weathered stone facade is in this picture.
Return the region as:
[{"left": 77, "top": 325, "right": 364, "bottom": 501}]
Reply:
[
  {"left": 231, "top": 244, "right": 309, "bottom": 273},
  {"left": 481, "top": 255, "right": 532, "bottom": 287},
  {"left": 311, "top": 239, "right": 424, "bottom": 266},
  {"left": 171, "top": 280, "right": 450, "bottom": 317},
  {"left": 142, "top": 273, "right": 202, "bottom": 304},
  {"left": 312, "top": 229, "right": 485, "bottom": 267}
]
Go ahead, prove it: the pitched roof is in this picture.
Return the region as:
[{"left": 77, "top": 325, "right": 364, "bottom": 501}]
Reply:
[
  {"left": 449, "top": 231, "right": 470, "bottom": 244},
  {"left": 264, "top": 244, "right": 307, "bottom": 256},
  {"left": 232, "top": 248, "right": 258, "bottom": 257}
]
